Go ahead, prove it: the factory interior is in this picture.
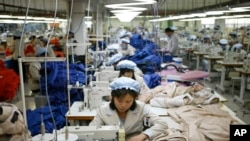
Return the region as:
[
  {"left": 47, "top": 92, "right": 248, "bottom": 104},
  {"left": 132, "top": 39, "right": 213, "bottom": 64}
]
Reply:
[{"left": 1, "top": 0, "right": 250, "bottom": 140}]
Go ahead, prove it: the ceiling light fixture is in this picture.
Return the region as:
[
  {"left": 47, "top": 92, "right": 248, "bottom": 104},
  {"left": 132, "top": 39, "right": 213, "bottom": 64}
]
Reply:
[
  {"left": 114, "top": 12, "right": 141, "bottom": 22},
  {"left": 105, "top": 0, "right": 157, "bottom": 22}
]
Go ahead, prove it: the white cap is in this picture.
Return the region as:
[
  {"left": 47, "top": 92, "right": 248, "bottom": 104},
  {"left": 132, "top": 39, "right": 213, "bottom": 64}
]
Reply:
[
  {"left": 219, "top": 39, "right": 228, "bottom": 45},
  {"left": 110, "top": 77, "right": 140, "bottom": 92},
  {"left": 119, "top": 30, "right": 127, "bottom": 38},
  {"left": 170, "top": 26, "right": 178, "bottom": 31},
  {"left": 116, "top": 60, "right": 136, "bottom": 70},
  {"left": 109, "top": 53, "right": 123, "bottom": 65},
  {"left": 189, "top": 35, "right": 197, "bottom": 40},
  {"left": 121, "top": 38, "right": 130, "bottom": 44}
]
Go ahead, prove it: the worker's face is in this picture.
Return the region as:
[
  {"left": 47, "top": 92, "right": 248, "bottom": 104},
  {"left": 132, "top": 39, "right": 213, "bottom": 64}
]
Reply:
[
  {"left": 121, "top": 43, "right": 128, "bottom": 50},
  {"left": 165, "top": 31, "right": 172, "bottom": 37},
  {"left": 114, "top": 94, "right": 134, "bottom": 113},
  {"left": 123, "top": 71, "right": 133, "bottom": 78}
]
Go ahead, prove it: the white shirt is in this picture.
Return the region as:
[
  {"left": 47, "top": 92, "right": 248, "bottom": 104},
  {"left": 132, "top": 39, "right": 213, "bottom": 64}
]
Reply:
[{"left": 166, "top": 34, "right": 179, "bottom": 56}]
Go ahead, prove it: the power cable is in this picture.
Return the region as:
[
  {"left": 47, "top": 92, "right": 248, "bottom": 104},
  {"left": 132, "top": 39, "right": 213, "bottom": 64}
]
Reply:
[{"left": 43, "top": 0, "right": 58, "bottom": 140}]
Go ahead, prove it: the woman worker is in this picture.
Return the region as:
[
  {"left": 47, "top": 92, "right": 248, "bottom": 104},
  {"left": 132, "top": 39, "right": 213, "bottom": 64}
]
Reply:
[
  {"left": 116, "top": 60, "right": 149, "bottom": 94},
  {"left": 89, "top": 77, "right": 168, "bottom": 141},
  {"left": 108, "top": 53, "right": 143, "bottom": 77}
]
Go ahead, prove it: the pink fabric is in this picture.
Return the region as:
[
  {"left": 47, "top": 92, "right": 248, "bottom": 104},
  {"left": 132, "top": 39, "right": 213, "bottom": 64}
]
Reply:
[
  {"left": 180, "top": 71, "right": 209, "bottom": 80},
  {"left": 157, "top": 67, "right": 182, "bottom": 77}
]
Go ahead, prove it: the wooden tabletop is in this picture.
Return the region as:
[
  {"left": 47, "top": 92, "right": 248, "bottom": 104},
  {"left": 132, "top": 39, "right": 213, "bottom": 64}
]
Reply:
[
  {"left": 216, "top": 60, "right": 243, "bottom": 67},
  {"left": 235, "top": 68, "right": 250, "bottom": 75},
  {"left": 204, "top": 55, "right": 224, "bottom": 60}
]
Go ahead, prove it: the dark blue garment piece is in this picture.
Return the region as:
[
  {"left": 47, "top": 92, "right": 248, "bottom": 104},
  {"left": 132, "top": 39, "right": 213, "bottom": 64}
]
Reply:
[
  {"left": 26, "top": 105, "right": 68, "bottom": 136},
  {"left": 143, "top": 73, "right": 161, "bottom": 89},
  {"left": 40, "top": 62, "right": 85, "bottom": 105}
]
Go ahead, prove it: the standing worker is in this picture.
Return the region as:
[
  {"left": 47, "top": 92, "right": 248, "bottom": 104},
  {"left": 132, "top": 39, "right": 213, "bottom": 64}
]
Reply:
[{"left": 165, "top": 27, "right": 179, "bottom": 57}]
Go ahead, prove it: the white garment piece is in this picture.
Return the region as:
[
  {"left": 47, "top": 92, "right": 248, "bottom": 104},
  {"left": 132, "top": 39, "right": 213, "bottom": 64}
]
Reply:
[
  {"left": 166, "top": 93, "right": 193, "bottom": 108},
  {"left": 28, "top": 62, "right": 41, "bottom": 91}
]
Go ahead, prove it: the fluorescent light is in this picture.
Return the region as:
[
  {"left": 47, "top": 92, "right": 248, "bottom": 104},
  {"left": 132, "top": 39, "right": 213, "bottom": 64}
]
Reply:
[
  {"left": 191, "top": 13, "right": 207, "bottom": 17},
  {"left": 105, "top": 0, "right": 156, "bottom": 8},
  {"left": 231, "top": 7, "right": 250, "bottom": 12},
  {"left": 115, "top": 12, "right": 141, "bottom": 22},
  {"left": 85, "top": 16, "right": 92, "bottom": 19},
  {"left": 111, "top": 7, "right": 146, "bottom": 13},
  {"left": 205, "top": 11, "right": 224, "bottom": 15},
  {"left": 0, "top": 15, "right": 12, "bottom": 18}
]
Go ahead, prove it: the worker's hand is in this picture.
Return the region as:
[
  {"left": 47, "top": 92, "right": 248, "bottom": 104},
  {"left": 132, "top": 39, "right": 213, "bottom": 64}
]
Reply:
[{"left": 127, "top": 133, "right": 148, "bottom": 141}]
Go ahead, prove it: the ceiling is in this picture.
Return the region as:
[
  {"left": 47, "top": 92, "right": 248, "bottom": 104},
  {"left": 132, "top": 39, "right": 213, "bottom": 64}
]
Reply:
[{"left": 0, "top": 0, "right": 249, "bottom": 19}]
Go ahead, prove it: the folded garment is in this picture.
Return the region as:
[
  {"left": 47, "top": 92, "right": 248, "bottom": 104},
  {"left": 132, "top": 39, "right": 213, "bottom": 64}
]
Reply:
[
  {"left": 166, "top": 93, "right": 194, "bottom": 108},
  {"left": 203, "top": 95, "right": 219, "bottom": 105},
  {"left": 153, "top": 128, "right": 187, "bottom": 141}
]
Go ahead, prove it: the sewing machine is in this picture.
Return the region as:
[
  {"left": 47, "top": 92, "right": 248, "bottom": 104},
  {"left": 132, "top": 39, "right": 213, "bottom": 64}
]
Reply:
[
  {"left": 243, "top": 55, "right": 250, "bottom": 73},
  {"left": 223, "top": 51, "right": 246, "bottom": 63},
  {"left": 59, "top": 125, "right": 125, "bottom": 141},
  {"left": 81, "top": 81, "right": 111, "bottom": 111}
]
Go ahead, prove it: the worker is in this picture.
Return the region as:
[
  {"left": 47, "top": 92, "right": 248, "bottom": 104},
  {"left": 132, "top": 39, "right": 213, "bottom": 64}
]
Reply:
[
  {"left": 117, "top": 38, "right": 135, "bottom": 57},
  {"left": 218, "top": 39, "right": 229, "bottom": 53},
  {"left": 39, "top": 38, "right": 55, "bottom": 57},
  {"left": 116, "top": 60, "right": 149, "bottom": 94},
  {"left": 28, "top": 47, "right": 47, "bottom": 94},
  {"left": 63, "top": 31, "right": 78, "bottom": 63},
  {"left": 211, "top": 25, "right": 222, "bottom": 45},
  {"left": 164, "top": 27, "right": 179, "bottom": 57},
  {"left": 108, "top": 53, "right": 143, "bottom": 77},
  {"left": 89, "top": 77, "right": 168, "bottom": 140}
]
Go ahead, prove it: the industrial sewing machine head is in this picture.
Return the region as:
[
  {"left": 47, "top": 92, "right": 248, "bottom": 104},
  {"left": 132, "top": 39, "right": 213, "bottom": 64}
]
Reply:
[
  {"left": 82, "top": 80, "right": 111, "bottom": 111},
  {"left": 243, "top": 54, "right": 250, "bottom": 73},
  {"left": 223, "top": 51, "right": 246, "bottom": 63},
  {"left": 59, "top": 125, "right": 125, "bottom": 141}
]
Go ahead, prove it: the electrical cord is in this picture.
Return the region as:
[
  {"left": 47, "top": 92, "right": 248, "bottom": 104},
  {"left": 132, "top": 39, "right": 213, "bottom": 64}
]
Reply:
[
  {"left": 18, "top": 0, "right": 31, "bottom": 57},
  {"left": 44, "top": 0, "right": 58, "bottom": 140}
]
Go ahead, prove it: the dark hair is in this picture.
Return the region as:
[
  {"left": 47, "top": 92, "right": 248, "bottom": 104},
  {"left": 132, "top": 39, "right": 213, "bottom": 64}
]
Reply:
[
  {"left": 109, "top": 88, "right": 139, "bottom": 110},
  {"left": 165, "top": 27, "right": 174, "bottom": 33},
  {"left": 118, "top": 68, "right": 136, "bottom": 80}
]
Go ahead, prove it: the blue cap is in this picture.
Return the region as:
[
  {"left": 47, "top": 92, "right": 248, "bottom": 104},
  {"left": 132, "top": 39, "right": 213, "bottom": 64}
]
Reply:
[
  {"left": 36, "top": 47, "right": 47, "bottom": 56},
  {"left": 219, "top": 39, "right": 228, "bottom": 45},
  {"left": 110, "top": 77, "right": 140, "bottom": 92},
  {"left": 109, "top": 53, "right": 123, "bottom": 65},
  {"left": 116, "top": 60, "right": 136, "bottom": 70}
]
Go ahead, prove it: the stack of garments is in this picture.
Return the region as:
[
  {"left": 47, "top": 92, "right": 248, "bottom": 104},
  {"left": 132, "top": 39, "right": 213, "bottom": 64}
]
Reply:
[
  {"left": 27, "top": 61, "right": 87, "bottom": 136},
  {"left": 0, "top": 60, "right": 19, "bottom": 101}
]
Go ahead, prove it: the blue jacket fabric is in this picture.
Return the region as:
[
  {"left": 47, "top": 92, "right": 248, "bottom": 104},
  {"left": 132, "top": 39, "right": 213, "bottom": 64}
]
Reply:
[
  {"left": 143, "top": 73, "right": 161, "bottom": 89},
  {"left": 27, "top": 105, "right": 67, "bottom": 136},
  {"left": 27, "top": 62, "right": 86, "bottom": 136}
]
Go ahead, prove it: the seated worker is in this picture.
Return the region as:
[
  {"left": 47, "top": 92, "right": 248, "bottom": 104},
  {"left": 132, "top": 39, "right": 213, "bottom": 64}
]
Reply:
[
  {"left": 116, "top": 60, "right": 149, "bottom": 94},
  {"left": 108, "top": 53, "right": 143, "bottom": 77},
  {"left": 28, "top": 47, "right": 47, "bottom": 94},
  {"left": 217, "top": 39, "right": 229, "bottom": 56},
  {"left": 117, "top": 38, "right": 135, "bottom": 57},
  {"left": 230, "top": 43, "right": 247, "bottom": 61},
  {"left": 89, "top": 77, "right": 168, "bottom": 140}
]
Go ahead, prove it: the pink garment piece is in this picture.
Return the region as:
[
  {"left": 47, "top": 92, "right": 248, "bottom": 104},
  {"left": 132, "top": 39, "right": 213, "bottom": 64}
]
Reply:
[
  {"left": 157, "top": 67, "right": 182, "bottom": 77},
  {"left": 180, "top": 71, "right": 209, "bottom": 80}
]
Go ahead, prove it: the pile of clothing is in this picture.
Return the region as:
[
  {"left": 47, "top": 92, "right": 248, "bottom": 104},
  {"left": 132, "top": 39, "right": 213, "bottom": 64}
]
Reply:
[
  {"left": 27, "top": 61, "right": 87, "bottom": 136},
  {"left": 0, "top": 60, "right": 19, "bottom": 101}
]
